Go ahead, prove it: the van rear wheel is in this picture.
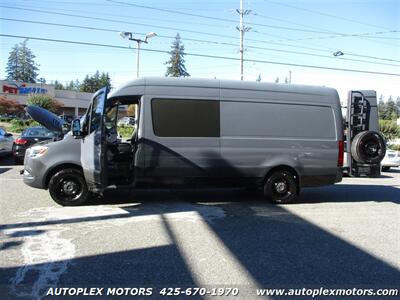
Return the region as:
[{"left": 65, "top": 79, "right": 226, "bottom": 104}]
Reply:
[
  {"left": 48, "top": 168, "right": 90, "bottom": 206},
  {"left": 264, "top": 170, "right": 298, "bottom": 204}
]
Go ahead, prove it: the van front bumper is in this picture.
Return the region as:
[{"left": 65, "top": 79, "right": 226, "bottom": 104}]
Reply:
[{"left": 22, "top": 158, "right": 47, "bottom": 189}]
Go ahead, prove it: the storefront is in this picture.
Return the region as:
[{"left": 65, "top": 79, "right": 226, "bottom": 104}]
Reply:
[{"left": 0, "top": 80, "right": 92, "bottom": 117}]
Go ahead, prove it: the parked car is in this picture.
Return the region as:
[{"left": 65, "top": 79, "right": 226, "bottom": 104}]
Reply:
[
  {"left": 381, "top": 149, "right": 400, "bottom": 171},
  {"left": 59, "top": 114, "right": 75, "bottom": 124},
  {"left": 23, "top": 77, "right": 344, "bottom": 206},
  {"left": 117, "top": 116, "right": 136, "bottom": 126},
  {"left": 12, "top": 126, "right": 56, "bottom": 164},
  {"left": 0, "top": 127, "right": 14, "bottom": 156}
]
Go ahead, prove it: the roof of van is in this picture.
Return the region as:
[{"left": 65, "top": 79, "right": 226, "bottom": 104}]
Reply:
[{"left": 108, "top": 77, "right": 339, "bottom": 102}]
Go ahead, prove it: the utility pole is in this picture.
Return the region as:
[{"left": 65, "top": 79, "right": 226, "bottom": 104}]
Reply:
[
  {"left": 237, "top": 0, "right": 251, "bottom": 80},
  {"left": 289, "top": 70, "right": 292, "bottom": 84}
]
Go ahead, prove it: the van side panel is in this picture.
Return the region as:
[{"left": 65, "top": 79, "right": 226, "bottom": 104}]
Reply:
[{"left": 220, "top": 92, "right": 342, "bottom": 187}]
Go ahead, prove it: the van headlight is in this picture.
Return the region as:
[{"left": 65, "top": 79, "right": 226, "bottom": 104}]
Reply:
[{"left": 28, "top": 145, "right": 48, "bottom": 158}]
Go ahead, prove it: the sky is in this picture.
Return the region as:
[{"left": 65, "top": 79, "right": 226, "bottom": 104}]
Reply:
[{"left": 0, "top": 0, "right": 399, "bottom": 104}]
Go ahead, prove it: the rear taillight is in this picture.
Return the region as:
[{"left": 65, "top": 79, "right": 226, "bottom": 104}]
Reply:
[
  {"left": 15, "top": 138, "right": 28, "bottom": 145},
  {"left": 338, "top": 140, "right": 344, "bottom": 167}
]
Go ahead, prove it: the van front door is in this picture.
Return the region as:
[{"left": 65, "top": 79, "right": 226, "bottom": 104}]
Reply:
[{"left": 81, "top": 87, "right": 108, "bottom": 192}]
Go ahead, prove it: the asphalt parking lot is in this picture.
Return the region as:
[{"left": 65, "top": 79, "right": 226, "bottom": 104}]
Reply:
[{"left": 0, "top": 156, "right": 399, "bottom": 299}]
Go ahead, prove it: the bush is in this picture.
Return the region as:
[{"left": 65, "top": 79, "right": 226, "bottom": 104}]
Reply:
[
  {"left": 8, "top": 119, "right": 40, "bottom": 133},
  {"left": 388, "top": 144, "right": 400, "bottom": 151},
  {"left": 27, "top": 94, "right": 64, "bottom": 113},
  {"left": 379, "top": 119, "right": 400, "bottom": 141}
]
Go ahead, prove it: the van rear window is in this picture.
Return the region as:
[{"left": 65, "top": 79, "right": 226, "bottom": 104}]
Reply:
[{"left": 152, "top": 99, "right": 220, "bottom": 137}]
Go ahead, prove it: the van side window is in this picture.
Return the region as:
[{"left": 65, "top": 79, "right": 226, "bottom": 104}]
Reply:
[
  {"left": 152, "top": 99, "right": 220, "bottom": 137},
  {"left": 89, "top": 93, "right": 105, "bottom": 133}
]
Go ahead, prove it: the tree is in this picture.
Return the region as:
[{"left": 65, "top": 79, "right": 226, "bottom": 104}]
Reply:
[
  {"left": 378, "top": 99, "right": 387, "bottom": 120},
  {"left": 27, "top": 94, "right": 63, "bottom": 113},
  {"left": 165, "top": 33, "right": 190, "bottom": 77},
  {"left": 396, "top": 96, "right": 400, "bottom": 113},
  {"left": 379, "top": 120, "right": 400, "bottom": 141},
  {"left": 80, "top": 71, "right": 111, "bottom": 93},
  {"left": 6, "top": 39, "right": 39, "bottom": 83},
  {"left": 54, "top": 80, "right": 65, "bottom": 90},
  {"left": 0, "top": 95, "right": 24, "bottom": 115},
  {"left": 256, "top": 74, "right": 262, "bottom": 82},
  {"left": 275, "top": 77, "right": 279, "bottom": 83},
  {"left": 386, "top": 96, "right": 399, "bottom": 120}
]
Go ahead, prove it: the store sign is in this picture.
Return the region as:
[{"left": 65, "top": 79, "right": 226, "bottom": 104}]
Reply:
[{"left": 2, "top": 82, "right": 48, "bottom": 95}]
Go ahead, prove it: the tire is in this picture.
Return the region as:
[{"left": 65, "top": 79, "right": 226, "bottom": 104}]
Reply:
[
  {"left": 351, "top": 131, "right": 386, "bottom": 164},
  {"left": 48, "top": 168, "right": 90, "bottom": 206},
  {"left": 263, "top": 170, "right": 298, "bottom": 204},
  {"left": 381, "top": 166, "right": 390, "bottom": 172}
]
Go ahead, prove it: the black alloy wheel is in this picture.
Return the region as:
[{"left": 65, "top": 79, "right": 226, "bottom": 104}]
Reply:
[
  {"left": 48, "top": 168, "right": 90, "bottom": 206},
  {"left": 264, "top": 170, "right": 298, "bottom": 204}
]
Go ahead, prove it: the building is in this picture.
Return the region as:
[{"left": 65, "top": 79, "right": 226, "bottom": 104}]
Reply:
[{"left": 0, "top": 80, "right": 92, "bottom": 117}]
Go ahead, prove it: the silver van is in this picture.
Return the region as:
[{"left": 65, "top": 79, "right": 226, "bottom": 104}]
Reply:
[{"left": 23, "top": 77, "right": 344, "bottom": 206}]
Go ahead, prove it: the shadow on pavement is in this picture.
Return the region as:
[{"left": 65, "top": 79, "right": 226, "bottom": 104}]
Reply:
[
  {"left": 1, "top": 185, "right": 399, "bottom": 299},
  {"left": 0, "top": 155, "right": 17, "bottom": 167},
  {"left": 0, "top": 167, "right": 12, "bottom": 175}
]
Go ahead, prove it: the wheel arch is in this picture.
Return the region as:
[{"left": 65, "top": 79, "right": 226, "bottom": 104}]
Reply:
[{"left": 44, "top": 163, "right": 83, "bottom": 189}]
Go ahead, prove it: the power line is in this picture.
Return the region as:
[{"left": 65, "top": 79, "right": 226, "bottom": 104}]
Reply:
[
  {"left": 106, "top": 0, "right": 346, "bottom": 35},
  {"left": 0, "top": 5, "right": 236, "bottom": 40},
  {"left": 0, "top": 5, "right": 400, "bottom": 62},
  {"left": 3, "top": 17, "right": 399, "bottom": 68},
  {"left": 251, "top": 13, "right": 398, "bottom": 48},
  {"left": 1, "top": 5, "right": 398, "bottom": 63},
  {"left": 1, "top": 33, "right": 399, "bottom": 77},
  {"left": 107, "top": 0, "right": 399, "bottom": 47},
  {"left": 265, "top": 0, "right": 391, "bottom": 30}
]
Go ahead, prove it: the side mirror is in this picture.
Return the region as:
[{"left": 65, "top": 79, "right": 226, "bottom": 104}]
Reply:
[{"left": 71, "top": 119, "right": 82, "bottom": 138}]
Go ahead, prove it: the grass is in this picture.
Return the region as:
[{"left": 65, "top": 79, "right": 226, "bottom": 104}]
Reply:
[
  {"left": 118, "top": 125, "right": 136, "bottom": 139},
  {"left": 7, "top": 119, "right": 40, "bottom": 133}
]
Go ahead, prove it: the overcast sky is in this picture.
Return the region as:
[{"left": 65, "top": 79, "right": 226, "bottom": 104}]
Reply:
[{"left": 1, "top": 0, "right": 399, "bottom": 103}]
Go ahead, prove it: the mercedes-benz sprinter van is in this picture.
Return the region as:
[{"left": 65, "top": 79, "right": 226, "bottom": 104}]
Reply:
[{"left": 23, "top": 77, "right": 344, "bottom": 206}]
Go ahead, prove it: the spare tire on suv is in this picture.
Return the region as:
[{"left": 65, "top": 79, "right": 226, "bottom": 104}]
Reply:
[{"left": 350, "top": 131, "right": 386, "bottom": 164}]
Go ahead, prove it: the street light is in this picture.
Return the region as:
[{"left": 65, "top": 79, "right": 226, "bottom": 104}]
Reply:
[
  {"left": 119, "top": 31, "right": 157, "bottom": 78},
  {"left": 333, "top": 51, "right": 344, "bottom": 57}
]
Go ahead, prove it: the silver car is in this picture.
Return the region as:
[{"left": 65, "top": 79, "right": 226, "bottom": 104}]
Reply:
[{"left": 0, "top": 127, "right": 14, "bottom": 156}]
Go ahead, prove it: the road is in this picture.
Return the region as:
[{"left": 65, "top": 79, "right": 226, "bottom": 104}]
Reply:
[{"left": 0, "top": 156, "right": 399, "bottom": 299}]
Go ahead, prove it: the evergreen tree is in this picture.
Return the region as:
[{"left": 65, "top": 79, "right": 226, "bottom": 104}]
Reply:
[
  {"left": 53, "top": 80, "right": 65, "bottom": 90},
  {"left": 165, "top": 33, "right": 190, "bottom": 77},
  {"left": 386, "top": 96, "right": 399, "bottom": 120},
  {"left": 80, "top": 71, "right": 111, "bottom": 93},
  {"left": 6, "top": 39, "right": 39, "bottom": 83}
]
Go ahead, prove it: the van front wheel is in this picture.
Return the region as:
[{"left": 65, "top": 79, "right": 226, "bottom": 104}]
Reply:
[
  {"left": 264, "top": 170, "right": 298, "bottom": 204},
  {"left": 48, "top": 168, "right": 90, "bottom": 206}
]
